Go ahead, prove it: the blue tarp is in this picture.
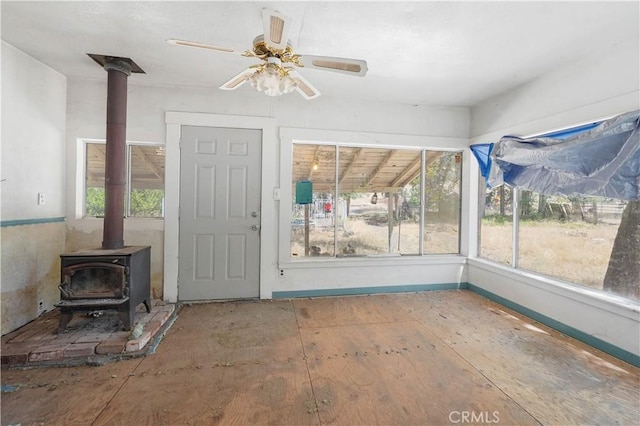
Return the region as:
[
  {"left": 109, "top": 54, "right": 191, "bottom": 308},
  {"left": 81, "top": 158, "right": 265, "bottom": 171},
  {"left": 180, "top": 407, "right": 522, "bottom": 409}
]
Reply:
[
  {"left": 470, "top": 143, "right": 493, "bottom": 180},
  {"left": 538, "top": 121, "right": 602, "bottom": 140},
  {"left": 471, "top": 110, "right": 640, "bottom": 201}
]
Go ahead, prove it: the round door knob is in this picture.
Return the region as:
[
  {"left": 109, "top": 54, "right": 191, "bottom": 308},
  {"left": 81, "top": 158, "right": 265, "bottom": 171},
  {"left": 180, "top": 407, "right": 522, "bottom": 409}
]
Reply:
[{"left": 251, "top": 225, "right": 259, "bottom": 231}]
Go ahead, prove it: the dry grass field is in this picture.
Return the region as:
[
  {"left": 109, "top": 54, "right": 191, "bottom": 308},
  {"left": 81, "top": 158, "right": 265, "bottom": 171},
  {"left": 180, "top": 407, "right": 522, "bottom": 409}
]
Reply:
[
  {"left": 481, "top": 220, "right": 620, "bottom": 290},
  {"left": 292, "top": 214, "right": 622, "bottom": 296},
  {"left": 291, "top": 220, "right": 460, "bottom": 257}
]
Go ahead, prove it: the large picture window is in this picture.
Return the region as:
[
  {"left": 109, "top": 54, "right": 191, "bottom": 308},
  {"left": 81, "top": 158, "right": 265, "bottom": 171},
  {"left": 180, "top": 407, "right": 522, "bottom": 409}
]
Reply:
[
  {"left": 479, "top": 187, "right": 636, "bottom": 300},
  {"left": 85, "top": 141, "right": 165, "bottom": 218},
  {"left": 290, "top": 143, "right": 461, "bottom": 258},
  {"left": 476, "top": 110, "right": 639, "bottom": 302}
]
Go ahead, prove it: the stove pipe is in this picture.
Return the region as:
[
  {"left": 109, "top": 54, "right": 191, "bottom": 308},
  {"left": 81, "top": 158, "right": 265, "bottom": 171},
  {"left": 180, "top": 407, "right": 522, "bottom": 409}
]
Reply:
[{"left": 101, "top": 57, "right": 132, "bottom": 250}]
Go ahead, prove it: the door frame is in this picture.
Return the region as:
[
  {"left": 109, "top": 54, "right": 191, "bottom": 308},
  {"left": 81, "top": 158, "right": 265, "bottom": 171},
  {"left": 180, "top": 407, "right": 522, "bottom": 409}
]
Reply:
[{"left": 164, "top": 112, "right": 278, "bottom": 302}]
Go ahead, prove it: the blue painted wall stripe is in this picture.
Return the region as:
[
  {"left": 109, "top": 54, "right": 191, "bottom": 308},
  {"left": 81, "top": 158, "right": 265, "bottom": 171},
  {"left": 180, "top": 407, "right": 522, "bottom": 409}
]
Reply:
[
  {"left": 272, "top": 283, "right": 468, "bottom": 299},
  {"left": 0, "top": 217, "right": 65, "bottom": 227},
  {"left": 467, "top": 284, "right": 640, "bottom": 368}
]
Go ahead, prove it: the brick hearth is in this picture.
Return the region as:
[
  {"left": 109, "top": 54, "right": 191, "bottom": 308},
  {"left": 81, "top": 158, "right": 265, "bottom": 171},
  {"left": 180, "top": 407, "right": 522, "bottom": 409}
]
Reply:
[{"left": 1, "top": 301, "right": 175, "bottom": 367}]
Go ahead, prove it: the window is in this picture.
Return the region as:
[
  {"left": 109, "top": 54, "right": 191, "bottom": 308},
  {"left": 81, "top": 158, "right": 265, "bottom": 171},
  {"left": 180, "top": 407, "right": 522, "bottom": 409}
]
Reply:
[
  {"left": 476, "top": 111, "right": 640, "bottom": 302},
  {"left": 517, "top": 191, "right": 630, "bottom": 295},
  {"left": 291, "top": 144, "right": 336, "bottom": 257},
  {"left": 479, "top": 181, "right": 513, "bottom": 265},
  {"left": 85, "top": 141, "right": 165, "bottom": 218},
  {"left": 423, "top": 151, "right": 462, "bottom": 254},
  {"left": 290, "top": 143, "right": 462, "bottom": 258},
  {"left": 479, "top": 179, "right": 638, "bottom": 301}
]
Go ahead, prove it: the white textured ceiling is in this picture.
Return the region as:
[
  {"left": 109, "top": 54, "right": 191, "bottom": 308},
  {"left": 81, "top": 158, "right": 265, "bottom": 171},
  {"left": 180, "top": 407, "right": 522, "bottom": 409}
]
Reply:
[{"left": 2, "top": 1, "right": 638, "bottom": 107}]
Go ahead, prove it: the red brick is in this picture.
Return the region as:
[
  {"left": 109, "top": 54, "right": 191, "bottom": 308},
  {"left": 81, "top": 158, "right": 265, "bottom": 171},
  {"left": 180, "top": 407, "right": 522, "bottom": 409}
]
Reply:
[
  {"left": 32, "top": 328, "right": 58, "bottom": 342},
  {"left": 28, "top": 342, "right": 70, "bottom": 362},
  {"left": 125, "top": 332, "right": 152, "bottom": 352},
  {"left": 2, "top": 352, "right": 29, "bottom": 365},
  {"left": 143, "top": 320, "right": 162, "bottom": 336},
  {"left": 75, "top": 332, "right": 112, "bottom": 343},
  {"left": 64, "top": 342, "right": 97, "bottom": 358},
  {"left": 1, "top": 342, "right": 40, "bottom": 365},
  {"left": 8, "top": 325, "right": 43, "bottom": 343},
  {"left": 133, "top": 313, "right": 153, "bottom": 328},
  {"left": 95, "top": 338, "right": 127, "bottom": 355},
  {"left": 152, "top": 310, "right": 170, "bottom": 324},
  {"left": 54, "top": 330, "right": 82, "bottom": 343}
]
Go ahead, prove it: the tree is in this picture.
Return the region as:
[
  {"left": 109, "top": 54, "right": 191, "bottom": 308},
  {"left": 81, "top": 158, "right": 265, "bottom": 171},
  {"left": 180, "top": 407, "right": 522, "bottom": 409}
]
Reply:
[
  {"left": 85, "top": 187, "right": 105, "bottom": 217},
  {"left": 519, "top": 190, "right": 534, "bottom": 218},
  {"left": 130, "top": 189, "right": 164, "bottom": 217},
  {"left": 603, "top": 201, "right": 640, "bottom": 300}
]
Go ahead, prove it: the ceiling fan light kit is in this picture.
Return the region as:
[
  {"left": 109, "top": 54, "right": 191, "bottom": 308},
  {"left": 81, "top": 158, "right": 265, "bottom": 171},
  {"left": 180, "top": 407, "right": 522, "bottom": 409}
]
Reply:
[
  {"left": 168, "top": 8, "right": 368, "bottom": 100},
  {"left": 249, "top": 61, "right": 296, "bottom": 97}
]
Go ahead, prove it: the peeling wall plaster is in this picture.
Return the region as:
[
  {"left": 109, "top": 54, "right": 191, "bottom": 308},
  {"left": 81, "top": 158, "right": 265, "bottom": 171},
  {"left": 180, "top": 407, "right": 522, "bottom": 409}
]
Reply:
[{"left": 1, "top": 223, "right": 66, "bottom": 334}]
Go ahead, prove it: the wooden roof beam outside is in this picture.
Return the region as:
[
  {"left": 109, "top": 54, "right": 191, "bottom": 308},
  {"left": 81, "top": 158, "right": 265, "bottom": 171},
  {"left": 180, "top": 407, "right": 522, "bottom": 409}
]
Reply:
[
  {"left": 87, "top": 143, "right": 107, "bottom": 182},
  {"left": 390, "top": 156, "right": 422, "bottom": 187},
  {"left": 365, "top": 150, "right": 397, "bottom": 187},
  {"left": 306, "top": 146, "right": 321, "bottom": 180},
  {"left": 132, "top": 145, "right": 164, "bottom": 182},
  {"left": 338, "top": 148, "right": 364, "bottom": 185},
  {"left": 392, "top": 154, "right": 440, "bottom": 188}
]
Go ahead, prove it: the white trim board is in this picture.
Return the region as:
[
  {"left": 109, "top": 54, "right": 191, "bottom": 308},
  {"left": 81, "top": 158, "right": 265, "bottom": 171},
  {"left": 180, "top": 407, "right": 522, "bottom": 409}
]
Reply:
[{"left": 163, "top": 112, "right": 278, "bottom": 302}]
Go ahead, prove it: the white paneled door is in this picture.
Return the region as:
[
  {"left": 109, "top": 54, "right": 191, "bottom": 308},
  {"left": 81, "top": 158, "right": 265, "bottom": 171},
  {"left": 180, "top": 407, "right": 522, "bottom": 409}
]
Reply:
[{"left": 179, "top": 126, "right": 262, "bottom": 300}]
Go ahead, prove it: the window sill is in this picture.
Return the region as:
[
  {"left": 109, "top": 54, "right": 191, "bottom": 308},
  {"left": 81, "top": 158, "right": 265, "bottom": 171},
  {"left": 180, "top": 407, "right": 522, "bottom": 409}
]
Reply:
[
  {"left": 468, "top": 257, "right": 640, "bottom": 318},
  {"left": 280, "top": 254, "right": 466, "bottom": 270}
]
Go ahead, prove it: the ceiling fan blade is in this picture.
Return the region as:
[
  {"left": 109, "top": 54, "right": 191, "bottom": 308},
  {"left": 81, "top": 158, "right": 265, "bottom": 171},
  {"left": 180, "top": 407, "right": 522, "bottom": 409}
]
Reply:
[
  {"left": 167, "top": 38, "right": 244, "bottom": 55},
  {"left": 289, "top": 70, "right": 321, "bottom": 100},
  {"left": 297, "top": 54, "right": 368, "bottom": 77},
  {"left": 219, "top": 68, "right": 258, "bottom": 91},
  {"left": 262, "top": 8, "right": 292, "bottom": 51}
]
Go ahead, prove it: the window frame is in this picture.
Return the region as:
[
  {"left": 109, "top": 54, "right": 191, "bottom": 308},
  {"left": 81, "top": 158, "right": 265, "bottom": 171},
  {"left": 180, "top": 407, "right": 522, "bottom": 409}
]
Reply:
[
  {"left": 280, "top": 128, "right": 467, "bottom": 264},
  {"left": 474, "top": 117, "right": 637, "bottom": 302},
  {"left": 80, "top": 138, "right": 165, "bottom": 219}
]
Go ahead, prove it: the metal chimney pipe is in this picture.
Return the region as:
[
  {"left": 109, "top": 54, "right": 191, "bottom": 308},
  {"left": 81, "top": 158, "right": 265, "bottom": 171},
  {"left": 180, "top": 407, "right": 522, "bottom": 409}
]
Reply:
[{"left": 101, "top": 57, "right": 132, "bottom": 250}]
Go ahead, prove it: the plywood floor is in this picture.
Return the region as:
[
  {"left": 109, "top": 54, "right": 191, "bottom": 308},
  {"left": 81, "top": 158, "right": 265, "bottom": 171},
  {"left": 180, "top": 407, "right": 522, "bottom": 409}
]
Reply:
[{"left": 2, "top": 290, "right": 639, "bottom": 425}]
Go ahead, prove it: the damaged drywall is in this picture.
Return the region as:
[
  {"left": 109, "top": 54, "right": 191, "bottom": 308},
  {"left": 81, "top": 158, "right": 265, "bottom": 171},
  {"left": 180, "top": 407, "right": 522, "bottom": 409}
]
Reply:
[{"left": 1, "top": 222, "right": 66, "bottom": 334}]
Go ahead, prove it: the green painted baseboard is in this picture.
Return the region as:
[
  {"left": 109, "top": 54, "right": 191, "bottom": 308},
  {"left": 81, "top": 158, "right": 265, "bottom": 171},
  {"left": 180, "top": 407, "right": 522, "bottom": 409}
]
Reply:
[
  {"left": 272, "top": 283, "right": 468, "bottom": 299},
  {"left": 0, "top": 217, "right": 65, "bottom": 227}
]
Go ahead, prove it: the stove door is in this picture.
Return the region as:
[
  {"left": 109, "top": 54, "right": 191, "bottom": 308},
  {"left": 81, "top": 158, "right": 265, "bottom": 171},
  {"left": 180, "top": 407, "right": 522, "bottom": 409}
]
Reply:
[{"left": 60, "top": 262, "right": 127, "bottom": 299}]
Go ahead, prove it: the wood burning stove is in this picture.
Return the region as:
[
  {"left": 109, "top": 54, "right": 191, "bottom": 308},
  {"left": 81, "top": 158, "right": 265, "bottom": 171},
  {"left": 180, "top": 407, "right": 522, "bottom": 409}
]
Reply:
[
  {"left": 55, "top": 246, "right": 151, "bottom": 333},
  {"left": 55, "top": 55, "right": 151, "bottom": 333}
]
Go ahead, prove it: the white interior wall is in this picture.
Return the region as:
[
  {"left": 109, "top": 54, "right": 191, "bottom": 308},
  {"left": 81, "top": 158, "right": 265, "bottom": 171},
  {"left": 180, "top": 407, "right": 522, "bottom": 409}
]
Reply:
[
  {"left": 468, "top": 39, "right": 640, "bottom": 358},
  {"left": 2, "top": 42, "right": 66, "bottom": 221},
  {"left": 65, "top": 77, "right": 469, "bottom": 303},
  {"left": 1, "top": 42, "right": 67, "bottom": 333},
  {"left": 66, "top": 78, "right": 469, "bottom": 227},
  {"left": 470, "top": 38, "right": 639, "bottom": 143}
]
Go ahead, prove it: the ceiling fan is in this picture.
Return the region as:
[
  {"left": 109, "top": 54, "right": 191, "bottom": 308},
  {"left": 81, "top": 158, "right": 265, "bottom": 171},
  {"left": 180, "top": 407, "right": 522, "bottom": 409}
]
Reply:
[{"left": 167, "top": 8, "right": 368, "bottom": 100}]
